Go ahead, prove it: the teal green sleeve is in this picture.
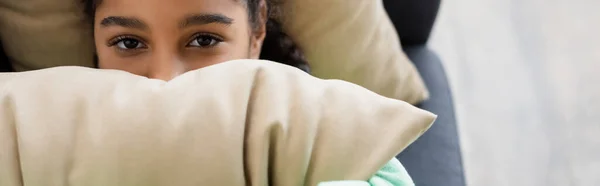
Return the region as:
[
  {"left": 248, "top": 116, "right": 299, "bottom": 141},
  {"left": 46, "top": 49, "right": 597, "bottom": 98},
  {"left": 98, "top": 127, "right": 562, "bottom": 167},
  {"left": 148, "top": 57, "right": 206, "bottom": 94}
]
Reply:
[
  {"left": 317, "top": 158, "right": 415, "bottom": 186},
  {"left": 367, "top": 158, "right": 414, "bottom": 186}
]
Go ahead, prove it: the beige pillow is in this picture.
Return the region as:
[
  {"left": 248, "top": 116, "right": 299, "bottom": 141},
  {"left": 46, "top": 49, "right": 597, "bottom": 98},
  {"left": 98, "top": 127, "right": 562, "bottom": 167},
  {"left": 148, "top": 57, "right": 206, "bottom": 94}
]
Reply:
[
  {"left": 280, "top": 0, "right": 429, "bottom": 104},
  {"left": 0, "top": 60, "right": 435, "bottom": 186},
  {"left": 0, "top": 0, "right": 94, "bottom": 71}
]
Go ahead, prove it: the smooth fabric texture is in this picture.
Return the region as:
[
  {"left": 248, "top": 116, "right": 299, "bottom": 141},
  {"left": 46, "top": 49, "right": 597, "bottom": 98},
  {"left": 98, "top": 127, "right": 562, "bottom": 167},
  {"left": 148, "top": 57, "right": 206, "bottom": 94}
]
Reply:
[
  {"left": 397, "top": 46, "right": 466, "bottom": 186},
  {"left": 0, "top": 0, "right": 95, "bottom": 71},
  {"left": 318, "top": 158, "right": 415, "bottom": 186},
  {"left": 0, "top": 60, "right": 436, "bottom": 186},
  {"left": 280, "top": 0, "right": 429, "bottom": 104}
]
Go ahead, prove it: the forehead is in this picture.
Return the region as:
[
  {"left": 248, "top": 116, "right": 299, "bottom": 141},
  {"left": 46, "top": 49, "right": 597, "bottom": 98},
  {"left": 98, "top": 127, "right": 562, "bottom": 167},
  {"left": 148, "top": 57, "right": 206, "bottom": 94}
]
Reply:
[{"left": 95, "top": 0, "right": 247, "bottom": 20}]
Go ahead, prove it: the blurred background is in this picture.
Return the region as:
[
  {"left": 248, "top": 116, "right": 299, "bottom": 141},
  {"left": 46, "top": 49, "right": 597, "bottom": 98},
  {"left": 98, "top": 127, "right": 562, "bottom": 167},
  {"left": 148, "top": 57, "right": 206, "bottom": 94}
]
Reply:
[{"left": 429, "top": 0, "right": 599, "bottom": 185}]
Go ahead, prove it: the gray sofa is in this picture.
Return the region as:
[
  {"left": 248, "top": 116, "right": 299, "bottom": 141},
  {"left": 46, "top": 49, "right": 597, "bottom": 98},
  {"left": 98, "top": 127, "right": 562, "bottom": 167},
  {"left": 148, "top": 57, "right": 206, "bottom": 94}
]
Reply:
[{"left": 384, "top": 0, "right": 467, "bottom": 185}]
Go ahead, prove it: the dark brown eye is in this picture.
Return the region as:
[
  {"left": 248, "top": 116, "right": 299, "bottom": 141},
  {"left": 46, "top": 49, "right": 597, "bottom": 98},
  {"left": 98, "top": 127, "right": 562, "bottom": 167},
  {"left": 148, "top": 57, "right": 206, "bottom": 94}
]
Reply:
[
  {"left": 188, "top": 34, "right": 223, "bottom": 47},
  {"left": 115, "top": 38, "right": 145, "bottom": 49}
]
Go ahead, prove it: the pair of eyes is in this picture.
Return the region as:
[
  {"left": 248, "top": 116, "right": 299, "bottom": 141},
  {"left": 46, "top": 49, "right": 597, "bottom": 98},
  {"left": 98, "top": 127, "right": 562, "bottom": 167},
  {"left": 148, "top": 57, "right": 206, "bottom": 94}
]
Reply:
[{"left": 109, "top": 33, "right": 224, "bottom": 50}]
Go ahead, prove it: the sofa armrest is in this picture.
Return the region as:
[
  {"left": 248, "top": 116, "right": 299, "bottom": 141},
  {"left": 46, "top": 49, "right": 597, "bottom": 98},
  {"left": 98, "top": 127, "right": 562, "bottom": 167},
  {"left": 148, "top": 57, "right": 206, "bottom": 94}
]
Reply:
[
  {"left": 383, "top": 0, "right": 441, "bottom": 46},
  {"left": 396, "top": 45, "right": 466, "bottom": 186}
]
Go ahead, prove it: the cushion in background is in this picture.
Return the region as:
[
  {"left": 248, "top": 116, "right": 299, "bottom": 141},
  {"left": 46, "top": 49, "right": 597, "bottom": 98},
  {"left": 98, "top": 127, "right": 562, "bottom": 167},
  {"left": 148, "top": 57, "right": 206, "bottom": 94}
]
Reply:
[
  {"left": 0, "top": 60, "right": 436, "bottom": 186},
  {"left": 0, "top": 0, "right": 95, "bottom": 71},
  {"left": 280, "top": 0, "right": 430, "bottom": 104}
]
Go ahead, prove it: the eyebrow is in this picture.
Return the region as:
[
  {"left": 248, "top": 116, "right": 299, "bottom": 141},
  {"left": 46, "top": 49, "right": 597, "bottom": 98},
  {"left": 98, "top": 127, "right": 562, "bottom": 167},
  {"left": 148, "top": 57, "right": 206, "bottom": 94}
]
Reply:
[
  {"left": 100, "top": 16, "right": 148, "bottom": 30},
  {"left": 180, "top": 13, "right": 234, "bottom": 28}
]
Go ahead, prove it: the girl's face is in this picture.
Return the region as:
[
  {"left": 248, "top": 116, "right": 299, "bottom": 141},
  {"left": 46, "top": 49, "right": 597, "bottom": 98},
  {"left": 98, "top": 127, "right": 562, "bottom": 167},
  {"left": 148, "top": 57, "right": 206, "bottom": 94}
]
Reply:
[{"left": 94, "top": 0, "right": 266, "bottom": 80}]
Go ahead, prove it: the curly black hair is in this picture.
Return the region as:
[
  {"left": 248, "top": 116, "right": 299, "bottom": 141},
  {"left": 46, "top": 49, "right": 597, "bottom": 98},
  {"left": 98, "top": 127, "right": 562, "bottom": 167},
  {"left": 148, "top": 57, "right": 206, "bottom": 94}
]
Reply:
[{"left": 84, "top": 0, "right": 309, "bottom": 73}]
